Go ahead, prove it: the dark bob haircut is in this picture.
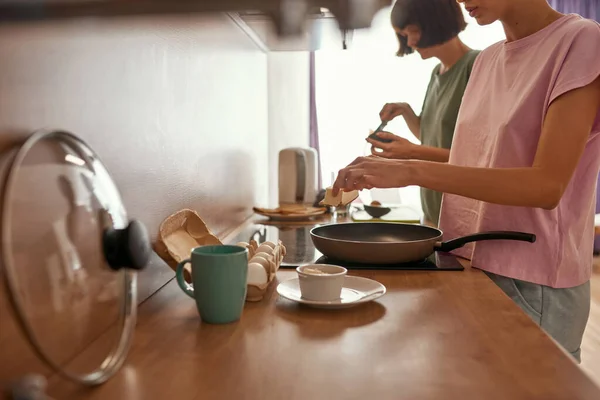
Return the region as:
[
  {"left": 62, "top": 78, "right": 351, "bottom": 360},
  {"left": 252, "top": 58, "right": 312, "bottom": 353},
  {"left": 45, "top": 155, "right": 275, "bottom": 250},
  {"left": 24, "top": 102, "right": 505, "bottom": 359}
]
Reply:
[{"left": 391, "top": 0, "right": 467, "bottom": 56}]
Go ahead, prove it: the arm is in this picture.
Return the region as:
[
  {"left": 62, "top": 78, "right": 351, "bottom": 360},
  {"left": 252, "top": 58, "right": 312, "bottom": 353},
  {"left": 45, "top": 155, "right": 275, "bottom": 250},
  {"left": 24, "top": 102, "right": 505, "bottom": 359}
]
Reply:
[
  {"left": 408, "top": 145, "right": 449, "bottom": 163},
  {"left": 379, "top": 102, "right": 421, "bottom": 140},
  {"left": 336, "top": 76, "right": 600, "bottom": 209},
  {"left": 412, "top": 75, "right": 600, "bottom": 209},
  {"left": 404, "top": 112, "right": 421, "bottom": 140}
]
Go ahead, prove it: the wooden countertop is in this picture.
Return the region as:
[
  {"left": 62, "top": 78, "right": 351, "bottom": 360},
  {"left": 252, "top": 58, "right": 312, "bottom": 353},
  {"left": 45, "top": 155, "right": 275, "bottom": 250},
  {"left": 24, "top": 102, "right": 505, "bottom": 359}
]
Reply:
[
  {"left": 47, "top": 221, "right": 600, "bottom": 400},
  {"left": 47, "top": 272, "right": 600, "bottom": 399}
]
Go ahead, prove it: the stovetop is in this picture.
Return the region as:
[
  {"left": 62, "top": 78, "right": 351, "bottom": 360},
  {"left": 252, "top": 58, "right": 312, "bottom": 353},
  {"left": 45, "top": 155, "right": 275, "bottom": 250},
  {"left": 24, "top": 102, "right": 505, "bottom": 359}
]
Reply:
[
  {"left": 306, "top": 252, "right": 463, "bottom": 271},
  {"left": 229, "top": 222, "right": 464, "bottom": 272}
]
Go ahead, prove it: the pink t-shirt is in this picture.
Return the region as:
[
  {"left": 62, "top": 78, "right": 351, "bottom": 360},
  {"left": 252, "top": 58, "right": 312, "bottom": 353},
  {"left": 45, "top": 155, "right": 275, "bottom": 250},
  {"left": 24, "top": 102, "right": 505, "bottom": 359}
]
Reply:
[{"left": 439, "top": 14, "right": 600, "bottom": 288}]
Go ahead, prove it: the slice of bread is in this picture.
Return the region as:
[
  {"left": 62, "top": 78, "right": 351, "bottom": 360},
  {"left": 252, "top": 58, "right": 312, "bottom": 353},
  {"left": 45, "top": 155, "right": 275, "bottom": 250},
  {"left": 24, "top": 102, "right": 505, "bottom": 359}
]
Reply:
[{"left": 322, "top": 187, "right": 358, "bottom": 206}]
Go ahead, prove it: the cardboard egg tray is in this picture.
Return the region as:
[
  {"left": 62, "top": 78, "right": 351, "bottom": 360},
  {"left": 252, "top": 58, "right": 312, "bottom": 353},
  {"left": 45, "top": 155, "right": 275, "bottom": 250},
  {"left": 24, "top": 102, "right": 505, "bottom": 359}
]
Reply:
[{"left": 155, "top": 208, "right": 286, "bottom": 302}]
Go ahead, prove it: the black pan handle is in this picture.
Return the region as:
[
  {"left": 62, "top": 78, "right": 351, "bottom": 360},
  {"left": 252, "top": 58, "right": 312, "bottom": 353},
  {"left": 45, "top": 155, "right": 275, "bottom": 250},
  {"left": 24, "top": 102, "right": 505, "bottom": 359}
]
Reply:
[{"left": 435, "top": 231, "right": 536, "bottom": 253}]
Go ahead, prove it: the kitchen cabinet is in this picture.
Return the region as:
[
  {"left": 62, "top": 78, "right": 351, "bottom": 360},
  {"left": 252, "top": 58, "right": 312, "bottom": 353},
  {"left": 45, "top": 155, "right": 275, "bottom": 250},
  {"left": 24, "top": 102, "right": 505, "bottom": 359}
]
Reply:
[
  {"left": 0, "top": 0, "right": 393, "bottom": 51},
  {"left": 0, "top": 0, "right": 392, "bottom": 31}
]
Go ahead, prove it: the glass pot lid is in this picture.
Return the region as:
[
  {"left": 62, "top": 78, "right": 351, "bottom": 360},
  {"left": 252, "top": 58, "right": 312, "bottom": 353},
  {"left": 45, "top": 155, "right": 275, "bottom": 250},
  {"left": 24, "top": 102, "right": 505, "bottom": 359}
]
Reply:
[{"left": 1, "top": 130, "right": 152, "bottom": 385}]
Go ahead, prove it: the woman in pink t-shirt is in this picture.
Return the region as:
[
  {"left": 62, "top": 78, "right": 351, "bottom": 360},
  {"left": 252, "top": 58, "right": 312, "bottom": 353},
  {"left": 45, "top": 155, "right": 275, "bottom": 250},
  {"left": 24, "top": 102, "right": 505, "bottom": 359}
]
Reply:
[{"left": 333, "top": 0, "right": 600, "bottom": 361}]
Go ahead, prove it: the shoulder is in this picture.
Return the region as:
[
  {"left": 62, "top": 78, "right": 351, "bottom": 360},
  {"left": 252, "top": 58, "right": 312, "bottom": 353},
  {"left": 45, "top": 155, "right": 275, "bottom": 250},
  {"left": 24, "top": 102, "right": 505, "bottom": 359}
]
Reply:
[
  {"left": 466, "top": 49, "right": 481, "bottom": 64},
  {"left": 477, "top": 41, "right": 503, "bottom": 61},
  {"left": 549, "top": 16, "right": 600, "bottom": 101},
  {"left": 552, "top": 15, "right": 600, "bottom": 51},
  {"left": 470, "top": 42, "right": 503, "bottom": 71},
  {"left": 468, "top": 43, "right": 501, "bottom": 76},
  {"left": 425, "top": 64, "right": 440, "bottom": 86},
  {"left": 561, "top": 15, "right": 600, "bottom": 35},
  {"left": 422, "top": 64, "right": 440, "bottom": 99}
]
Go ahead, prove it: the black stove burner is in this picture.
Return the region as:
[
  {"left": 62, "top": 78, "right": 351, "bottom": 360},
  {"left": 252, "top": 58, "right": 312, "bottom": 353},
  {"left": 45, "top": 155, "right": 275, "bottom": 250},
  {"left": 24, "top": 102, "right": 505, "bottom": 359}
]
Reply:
[{"left": 282, "top": 252, "right": 464, "bottom": 271}]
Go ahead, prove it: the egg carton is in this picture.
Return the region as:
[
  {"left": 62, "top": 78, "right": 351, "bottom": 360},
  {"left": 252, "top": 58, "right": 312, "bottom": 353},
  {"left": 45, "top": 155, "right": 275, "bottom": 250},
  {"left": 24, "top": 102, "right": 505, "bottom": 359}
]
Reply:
[
  {"left": 235, "top": 239, "right": 287, "bottom": 302},
  {"left": 156, "top": 209, "right": 287, "bottom": 303},
  {"left": 155, "top": 208, "right": 221, "bottom": 283}
]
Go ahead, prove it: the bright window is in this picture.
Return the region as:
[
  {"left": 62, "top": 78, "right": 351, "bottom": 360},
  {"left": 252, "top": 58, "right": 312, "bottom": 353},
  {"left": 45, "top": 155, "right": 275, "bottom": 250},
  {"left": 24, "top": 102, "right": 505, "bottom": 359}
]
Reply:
[{"left": 316, "top": 8, "right": 505, "bottom": 209}]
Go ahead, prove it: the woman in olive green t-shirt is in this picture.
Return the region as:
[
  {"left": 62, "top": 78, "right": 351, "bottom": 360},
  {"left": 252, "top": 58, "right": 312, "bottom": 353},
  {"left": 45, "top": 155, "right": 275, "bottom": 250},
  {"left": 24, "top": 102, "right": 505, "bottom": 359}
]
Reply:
[{"left": 367, "top": 0, "right": 479, "bottom": 227}]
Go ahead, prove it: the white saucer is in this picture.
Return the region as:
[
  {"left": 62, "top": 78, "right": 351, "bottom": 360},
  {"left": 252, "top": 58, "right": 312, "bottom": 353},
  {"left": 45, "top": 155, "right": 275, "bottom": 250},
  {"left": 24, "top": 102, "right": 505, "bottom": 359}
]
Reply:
[{"left": 277, "top": 276, "right": 386, "bottom": 309}]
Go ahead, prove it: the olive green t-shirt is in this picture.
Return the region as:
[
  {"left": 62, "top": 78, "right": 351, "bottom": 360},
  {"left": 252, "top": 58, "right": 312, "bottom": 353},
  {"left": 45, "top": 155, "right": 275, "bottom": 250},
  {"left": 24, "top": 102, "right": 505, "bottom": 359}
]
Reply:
[{"left": 419, "top": 50, "right": 480, "bottom": 226}]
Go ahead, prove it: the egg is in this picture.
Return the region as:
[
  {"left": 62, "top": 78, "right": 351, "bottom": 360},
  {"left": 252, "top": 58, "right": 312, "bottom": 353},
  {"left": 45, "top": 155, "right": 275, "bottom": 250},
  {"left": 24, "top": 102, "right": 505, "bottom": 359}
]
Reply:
[
  {"left": 250, "top": 256, "right": 270, "bottom": 271},
  {"left": 272, "top": 246, "right": 280, "bottom": 261},
  {"left": 254, "top": 251, "right": 273, "bottom": 261},
  {"left": 247, "top": 262, "right": 268, "bottom": 286},
  {"left": 261, "top": 241, "right": 276, "bottom": 249},
  {"left": 269, "top": 259, "right": 277, "bottom": 274},
  {"left": 256, "top": 244, "right": 275, "bottom": 255}
]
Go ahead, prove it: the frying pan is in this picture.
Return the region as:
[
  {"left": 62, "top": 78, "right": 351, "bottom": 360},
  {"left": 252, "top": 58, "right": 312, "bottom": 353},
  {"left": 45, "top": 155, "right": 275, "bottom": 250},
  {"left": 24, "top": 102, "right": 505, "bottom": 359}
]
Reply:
[{"left": 310, "top": 222, "right": 536, "bottom": 264}]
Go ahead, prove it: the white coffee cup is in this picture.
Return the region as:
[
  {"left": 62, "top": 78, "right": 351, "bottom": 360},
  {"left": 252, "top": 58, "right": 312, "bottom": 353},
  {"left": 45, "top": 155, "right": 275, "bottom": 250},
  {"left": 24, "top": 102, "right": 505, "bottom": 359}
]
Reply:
[{"left": 296, "top": 264, "right": 347, "bottom": 301}]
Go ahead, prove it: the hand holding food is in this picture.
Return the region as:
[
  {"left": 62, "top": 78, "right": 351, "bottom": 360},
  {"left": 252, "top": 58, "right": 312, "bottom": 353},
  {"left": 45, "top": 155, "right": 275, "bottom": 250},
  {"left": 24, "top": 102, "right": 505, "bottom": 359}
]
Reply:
[
  {"left": 321, "top": 187, "right": 359, "bottom": 206},
  {"left": 366, "top": 131, "right": 416, "bottom": 159},
  {"left": 331, "top": 156, "right": 412, "bottom": 194}
]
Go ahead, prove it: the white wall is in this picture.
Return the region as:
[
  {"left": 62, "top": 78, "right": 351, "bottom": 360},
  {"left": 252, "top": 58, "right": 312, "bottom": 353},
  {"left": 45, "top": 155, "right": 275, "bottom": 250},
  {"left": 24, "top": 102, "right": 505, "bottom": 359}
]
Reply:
[
  {"left": 0, "top": 15, "right": 270, "bottom": 234},
  {"left": 0, "top": 14, "right": 271, "bottom": 385},
  {"left": 267, "top": 52, "right": 311, "bottom": 205}
]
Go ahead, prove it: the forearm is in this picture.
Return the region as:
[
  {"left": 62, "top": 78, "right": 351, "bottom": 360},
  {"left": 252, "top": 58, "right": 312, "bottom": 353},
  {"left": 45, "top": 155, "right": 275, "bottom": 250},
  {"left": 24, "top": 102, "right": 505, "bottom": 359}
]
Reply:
[
  {"left": 409, "top": 145, "right": 449, "bottom": 163},
  {"left": 409, "top": 160, "right": 562, "bottom": 210},
  {"left": 405, "top": 115, "right": 421, "bottom": 140}
]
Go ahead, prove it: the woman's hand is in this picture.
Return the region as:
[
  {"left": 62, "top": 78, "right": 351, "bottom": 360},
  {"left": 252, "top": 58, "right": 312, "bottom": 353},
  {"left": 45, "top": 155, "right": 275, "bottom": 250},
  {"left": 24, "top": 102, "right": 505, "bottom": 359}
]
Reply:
[
  {"left": 379, "top": 102, "right": 421, "bottom": 139},
  {"left": 366, "top": 131, "right": 416, "bottom": 159},
  {"left": 367, "top": 131, "right": 451, "bottom": 163},
  {"left": 332, "top": 156, "right": 413, "bottom": 194},
  {"left": 380, "top": 102, "right": 415, "bottom": 121}
]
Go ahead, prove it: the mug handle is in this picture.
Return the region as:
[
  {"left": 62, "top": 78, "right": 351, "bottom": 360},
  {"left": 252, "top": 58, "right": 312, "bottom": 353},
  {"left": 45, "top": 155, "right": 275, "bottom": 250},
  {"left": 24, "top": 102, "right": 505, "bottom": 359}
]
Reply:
[{"left": 175, "top": 259, "right": 195, "bottom": 299}]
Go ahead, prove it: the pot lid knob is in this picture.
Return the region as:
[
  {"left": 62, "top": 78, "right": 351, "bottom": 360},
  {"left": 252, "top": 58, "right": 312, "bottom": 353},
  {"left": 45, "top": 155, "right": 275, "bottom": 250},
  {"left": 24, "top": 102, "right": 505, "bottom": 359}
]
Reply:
[
  {"left": 9, "top": 374, "right": 48, "bottom": 400},
  {"left": 103, "top": 219, "right": 151, "bottom": 271}
]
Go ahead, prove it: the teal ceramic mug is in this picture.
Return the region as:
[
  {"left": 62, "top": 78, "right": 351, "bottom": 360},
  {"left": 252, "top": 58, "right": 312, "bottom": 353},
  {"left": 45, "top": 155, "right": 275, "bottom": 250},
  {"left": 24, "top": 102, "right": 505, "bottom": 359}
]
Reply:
[{"left": 176, "top": 245, "right": 248, "bottom": 324}]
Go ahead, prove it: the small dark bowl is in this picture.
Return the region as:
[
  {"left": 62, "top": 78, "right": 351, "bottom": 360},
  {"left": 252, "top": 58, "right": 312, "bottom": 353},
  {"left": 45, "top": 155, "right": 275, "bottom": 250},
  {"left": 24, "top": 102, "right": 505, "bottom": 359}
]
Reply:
[
  {"left": 363, "top": 204, "right": 392, "bottom": 218},
  {"left": 368, "top": 132, "right": 393, "bottom": 143}
]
